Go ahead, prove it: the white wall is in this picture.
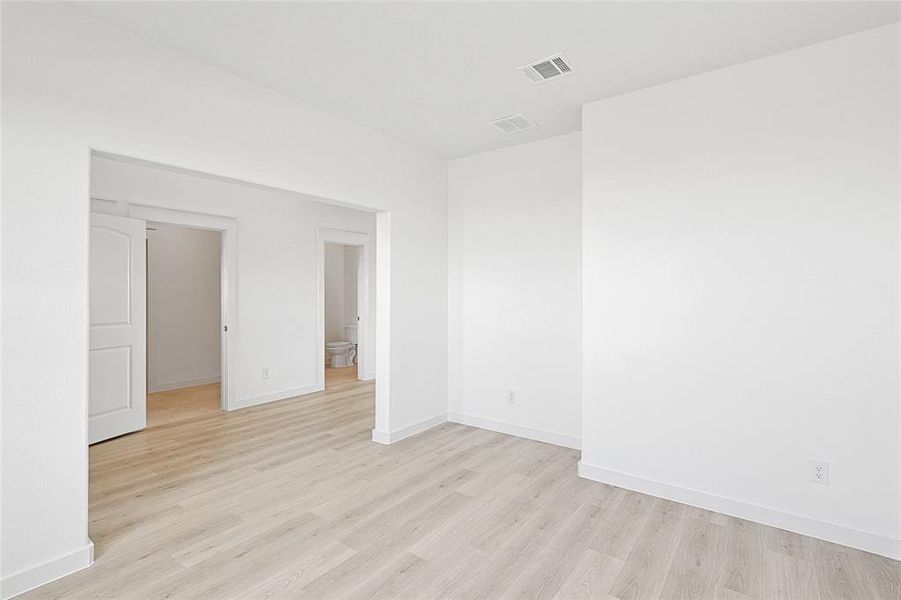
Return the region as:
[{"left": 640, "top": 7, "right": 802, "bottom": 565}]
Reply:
[
  {"left": 146, "top": 223, "right": 222, "bottom": 392},
  {"left": 448, "top": 132, "right": 582, "bottom": 448},
  {"left": 324, "top": 243, "right": 360, "bottom": 344},
  {"left": 344, "top": 246, "right": 359, "bottom": 330},
  {"left": 1, "top": 3, "right": 446, "bottom": 596},
  {"left": 324, "top": 243, "right": 347, "bottom": 343},
  {"left": 580, "top": 24, "right": 900, "bottom": 558},
  {"left": 92, "top": 157, "right": 376, "bottom": 403}
]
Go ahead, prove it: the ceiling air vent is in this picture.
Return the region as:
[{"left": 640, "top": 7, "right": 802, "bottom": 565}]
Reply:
[
  {"left": 490, "top": 114, "right": 538, "bottom": 134},
  {"left": 519, "top": 53, "right": 575, "bottom": 83}
]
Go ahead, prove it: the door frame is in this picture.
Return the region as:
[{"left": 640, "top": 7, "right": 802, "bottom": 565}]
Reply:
[
  {"left": 128, "top": 204, "right": 238, "bottom": 411},
  {"left": 316, "top": 227, "right": 372, "bottom": 388}
]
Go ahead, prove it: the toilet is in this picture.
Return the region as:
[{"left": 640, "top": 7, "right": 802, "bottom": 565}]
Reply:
[{"left": 325, "top": 323, "right": 358, "bottom": 368}]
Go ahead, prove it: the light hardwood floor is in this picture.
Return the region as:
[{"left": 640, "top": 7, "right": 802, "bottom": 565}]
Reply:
[
  {"left": 325, "top": 365, "right": 358, "bottom": 387},
  {"left": 23, "top": 380, "right": 899, "bottom": 599},
  {"left": 146, "top": 366, "right": 355, "bottom": 428},
  {"left": 146, "top": 383, "right": 221, "bottom": 427}
]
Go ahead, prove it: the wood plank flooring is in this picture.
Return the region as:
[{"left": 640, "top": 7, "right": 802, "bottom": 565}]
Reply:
[
  {"left": 146, "top": 383, "right": 221, "bottom": 427},
  {"left": 325, "top": 365, "right": 358, "bottom": 387},
  {"left": 22, "top": 380, "right": 900, "bottom": 599}
]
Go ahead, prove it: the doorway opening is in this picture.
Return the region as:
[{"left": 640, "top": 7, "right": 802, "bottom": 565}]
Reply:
[
  {"left": 145, "top": 222, "right": 223, "bottom": 427},
  {"left": 87, "top": 152, "right": 382, "bottom": 447},
  {"left": 88, "top": 204, "right": 237, "bottom": 444},
  {"left": 317, "top": 228, "right": 371, "bottom": 390},
  {"left": 323, "top": 242, "right": 359, "bottom": 387}
]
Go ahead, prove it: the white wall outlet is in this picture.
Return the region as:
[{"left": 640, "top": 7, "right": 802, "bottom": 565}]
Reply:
[
  {"left": 262, "top": 367, "right": 270, "bottom": 379},
  {"left": 809, "top": 460, "right": 829, "bottom": 485},
  {"left": 507, "top": 390, "right": 516, "bottom": 405}
]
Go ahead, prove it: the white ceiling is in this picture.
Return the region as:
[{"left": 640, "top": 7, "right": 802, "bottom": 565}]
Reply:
[{"left": 75, "top": 1, "right": 899, "bottom": 158}]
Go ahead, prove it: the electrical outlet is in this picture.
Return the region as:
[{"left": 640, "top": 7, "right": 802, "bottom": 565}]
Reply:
[
  {"left": 507, "top": 390, "right": 516, "bottom": 405},
  {"left": 262, "top": 367, "right": 270, "bottom": 379},
  {"left": 809, "top": 460, "right": 829, "bottom": 485}
]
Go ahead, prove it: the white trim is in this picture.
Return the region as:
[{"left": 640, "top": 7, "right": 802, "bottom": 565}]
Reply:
[
  {"left": 370, "top": 429, "right": 392, "bottom": 444},
  {"left": 374, "top": 213, "right": 391, "bottom": 434},
  {"left": 578, "top": 461, "right": 901, "bottom": 560},
  {"left": 447, "top": 412, "right": 581, "bottom": 450},
  {"left": 1, "top": 542, "right": 94, "bottom": 600},
  {"left": 148, "top": 376, "right": 221, "bottom": 393},
  {"left": 371, "top": 413, "right": 446, "bottom": 445},
  {"left": 361, "top": 370, "right": 377, "bottom": 381},
  {"left": 126, "top": 204, "right": 238, "bottom": 412},
  {"left": 316, "top": 227, "right": 372, "bottom": 389},
  {"left": 231, "top": 383, "right": 324, "bottom": 411},
  {"left": 91, "top": 151, "right": 382, "bottom": 213},
  {"left": 316, "top": 227, "right": 370, "bottom": 246}
]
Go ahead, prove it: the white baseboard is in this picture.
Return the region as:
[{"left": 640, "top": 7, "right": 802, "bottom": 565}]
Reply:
[
  {"left": 1, "top": 541, "right": 94, "bottom": 599},
  {"left": 371, "top": 414, "right": 446, "bottom": 445},
  {"left": 446, "top": 412, "right": 580, "bottom": 450},
  {"left": 361, "top": 371, "right": 376, "bottom": 381},
  {"left": 231, "top": 383, "right": 324, "bottom": 411},
  {"left": 148, "top": 375, "right": 221, "bottom": 393},
  {"left": 371, "top": 429, "right": 392, "bottom": 444},
  {"left": 578, "top": 461, "right": 901, "bottom": 560}
]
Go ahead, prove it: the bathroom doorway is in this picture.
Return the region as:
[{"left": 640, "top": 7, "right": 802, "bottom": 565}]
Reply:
[{"left": 317, "top": 228, "right": 371, "bottom": 389}]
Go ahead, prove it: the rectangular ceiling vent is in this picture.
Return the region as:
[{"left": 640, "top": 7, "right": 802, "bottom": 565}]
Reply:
[
  {"left": 490, "top": 113, "right": 538, "bottom": 134},
  {"left": 519, "top": 53, "right": 575, "bottom": 83}
]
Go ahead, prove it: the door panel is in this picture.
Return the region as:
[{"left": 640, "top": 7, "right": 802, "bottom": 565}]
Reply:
[
  {"left": 90, "top": 227, "right": 133, "bottom": 325},
  {"left": 89, "top": 213, "right": 146, "bottom": 444},
  {"left": 89, "top": 346, "right": 132, "bottom": 416}
]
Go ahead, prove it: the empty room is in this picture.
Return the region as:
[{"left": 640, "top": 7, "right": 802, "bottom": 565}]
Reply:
[{"left": 1, "top": 2, "right": 899, "bottom": 599}]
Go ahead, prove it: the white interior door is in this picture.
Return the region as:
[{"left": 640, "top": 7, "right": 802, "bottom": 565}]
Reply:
[{"left": 89, "top": 213, "right": 146, "bottom": 444}]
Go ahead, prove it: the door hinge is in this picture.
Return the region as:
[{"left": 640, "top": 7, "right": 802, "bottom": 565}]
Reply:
[{"left": 224, "top": 325, "right": 228, "bottom": 332}]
